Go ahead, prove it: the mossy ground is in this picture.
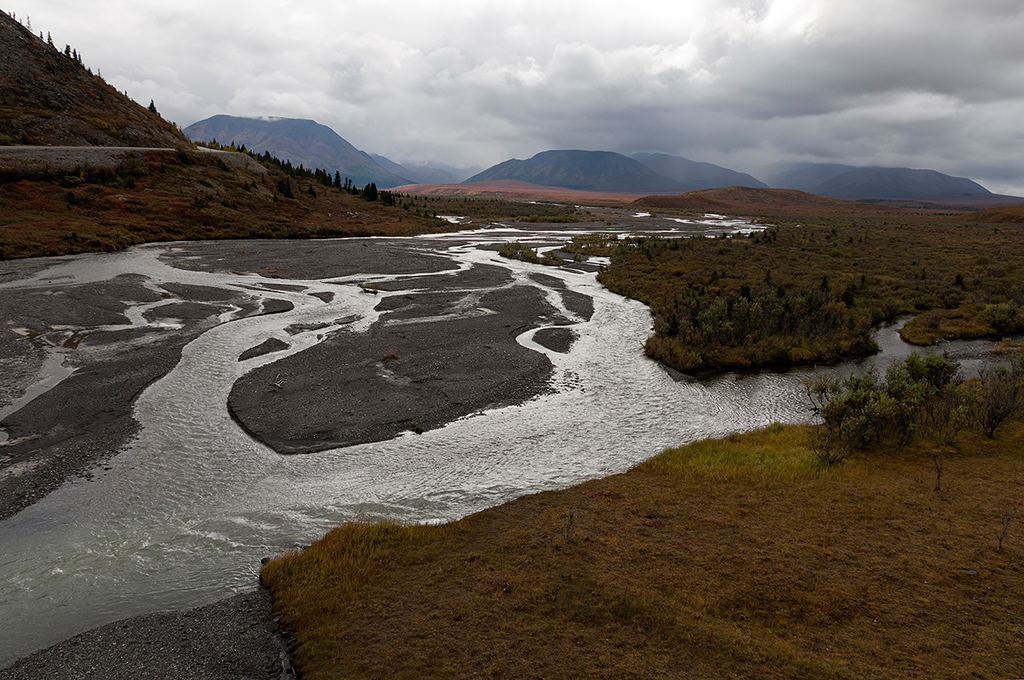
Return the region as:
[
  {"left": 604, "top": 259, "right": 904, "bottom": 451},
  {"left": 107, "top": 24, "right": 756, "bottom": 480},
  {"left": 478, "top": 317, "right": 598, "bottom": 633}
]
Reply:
[{"left": 262, "top": 423, "right": 1024, "bottom": 679}]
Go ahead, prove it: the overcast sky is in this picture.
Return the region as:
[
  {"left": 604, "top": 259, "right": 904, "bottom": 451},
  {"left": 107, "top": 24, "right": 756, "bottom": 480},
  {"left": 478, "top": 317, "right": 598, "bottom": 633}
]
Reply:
[{"left": 12, "top": 0, "right": 1024, "bottom": 193}]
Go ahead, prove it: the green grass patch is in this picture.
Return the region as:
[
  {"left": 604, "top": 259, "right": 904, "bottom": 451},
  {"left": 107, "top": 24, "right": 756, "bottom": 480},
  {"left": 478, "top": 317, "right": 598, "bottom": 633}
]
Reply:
[{"left": 636, "top": 422, "right": 824, "bottom": 480}]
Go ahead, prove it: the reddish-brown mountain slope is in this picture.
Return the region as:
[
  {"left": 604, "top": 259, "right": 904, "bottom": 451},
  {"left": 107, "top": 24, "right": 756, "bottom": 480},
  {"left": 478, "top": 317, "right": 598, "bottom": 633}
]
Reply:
[
  {"left": 391, "top": 179, "right": 643, "bottom": 205},
  {"left": 633, "top": 186, "right": 901, "bottom": 216},
  {"left": 961, "top": 205, "right": 1024, "bottom": 223}
]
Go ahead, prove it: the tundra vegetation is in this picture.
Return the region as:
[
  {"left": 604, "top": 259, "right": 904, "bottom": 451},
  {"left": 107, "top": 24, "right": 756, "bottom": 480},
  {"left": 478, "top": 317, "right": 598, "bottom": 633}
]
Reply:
[
  {"left": 497, "top": 241, "right": 565, "bottom": 266},
  {"left": 262, "top": 216, "right": 1024, "bottom": 678},
  {"left": 263, "top": 415, "right": 1024, "bottom": 678},
  {"left": 0, "top": 147, "right": 455, "bottom": 259},
  {"left": 578, "top": 218, "right": 1024, "bottom": 371},
  {"left": 0, "top": 145, "right": 595, "bottom": 260}
]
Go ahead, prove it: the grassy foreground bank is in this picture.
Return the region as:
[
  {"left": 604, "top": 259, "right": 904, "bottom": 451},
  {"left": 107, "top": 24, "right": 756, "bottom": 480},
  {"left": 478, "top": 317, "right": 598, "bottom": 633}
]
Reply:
[{"left": 262, "top": 423, "right": 1023, "bottom": 679}]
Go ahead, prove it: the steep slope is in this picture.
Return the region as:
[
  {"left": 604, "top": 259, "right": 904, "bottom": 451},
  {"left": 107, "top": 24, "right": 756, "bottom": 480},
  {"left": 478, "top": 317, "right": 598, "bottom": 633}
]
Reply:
[
  {"left": 0, "top": 10, "right": 187, "bottom": 147},
  {"left": 464, "top": 150, "right": 683, "bottom": 193},
  {"left": 767, "top": 162, "right": 992, "bottom": 200},
  {"left": 632, "top": 152, "right": 767, "bottom": 190},
  {"left": 184, "top": 115, "right": 407, "bottom": 188}
]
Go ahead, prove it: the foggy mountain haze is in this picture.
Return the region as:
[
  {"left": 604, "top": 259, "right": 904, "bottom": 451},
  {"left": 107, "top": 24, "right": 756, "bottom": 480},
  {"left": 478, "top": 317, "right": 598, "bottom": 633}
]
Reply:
[
  {"left": 632, "top": 152, "right": 768, "bottom": 191},
  {"left": 9, "top": 1, "right": 1024, "bottom": 195},
  {"left": 368, "top": 153, "right": 475, "bottom": 185}
]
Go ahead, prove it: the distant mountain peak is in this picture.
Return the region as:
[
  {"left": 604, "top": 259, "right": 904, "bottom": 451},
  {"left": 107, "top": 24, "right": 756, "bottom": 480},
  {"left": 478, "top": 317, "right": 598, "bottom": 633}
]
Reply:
[
  {"left": 183, "top": 115, "right": 407, "bottom": 188},
  {"left": 631, "top": 153, "right": 767, "bottom": 190},
  {"left": 465, "top": 149, "right": 683, "bottom": 194},
  {"left": 766, "top": 162, "right": 992, "bottom": 200}
]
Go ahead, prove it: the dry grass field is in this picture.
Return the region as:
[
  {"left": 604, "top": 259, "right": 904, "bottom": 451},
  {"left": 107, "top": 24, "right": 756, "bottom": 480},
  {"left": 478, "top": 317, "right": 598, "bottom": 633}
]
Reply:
[{"left": 262, "top": 422, "right": 1024, "bottom": 679}]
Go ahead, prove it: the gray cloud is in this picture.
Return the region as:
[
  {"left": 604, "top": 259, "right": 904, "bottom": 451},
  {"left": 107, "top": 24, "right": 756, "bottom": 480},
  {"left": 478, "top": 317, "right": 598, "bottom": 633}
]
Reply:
[{"left": 16, "top": 0, "right": 1024, "bottom": 193}]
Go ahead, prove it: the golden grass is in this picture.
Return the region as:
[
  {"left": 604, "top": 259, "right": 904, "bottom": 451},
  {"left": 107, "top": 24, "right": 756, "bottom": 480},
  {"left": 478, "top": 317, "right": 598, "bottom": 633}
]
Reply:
[{"left": 262, "top": 423, "right": 1024, "bottom": 679}]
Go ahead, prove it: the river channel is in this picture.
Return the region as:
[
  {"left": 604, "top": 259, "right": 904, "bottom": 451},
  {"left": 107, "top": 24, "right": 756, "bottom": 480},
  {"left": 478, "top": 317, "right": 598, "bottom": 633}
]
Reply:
[{"left": 0, "top": 214, "right": 1002, "bottom": 666}]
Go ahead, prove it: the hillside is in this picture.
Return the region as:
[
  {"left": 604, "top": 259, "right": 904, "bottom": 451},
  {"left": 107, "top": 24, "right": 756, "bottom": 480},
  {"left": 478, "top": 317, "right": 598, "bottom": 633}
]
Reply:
[
  {"left": 0, "top": 146, "right": 449, "bottom": 259},
  {"left": 464, "top": 150, "right": 684, "bottom": 194},
  {"left": 961, "top": 205, "right": 1024, "bottom": 223},
  {"left": 0, "top": 11, "right": 187, "bottom": 147},
  {"left": 184, "top": 115, "right": 407, "bottom": 188},
  {"left": 765, "top": 162, "right": 1005, "bottom": 203},
  {"left": 632, "top": 152, "right": 767, "bottom": 190},
  {"left": 0, "top": 11, "right": 452, "bottom": 261},
  {"left": 632, "top": 186, "right": 895, "bottom": 216}
]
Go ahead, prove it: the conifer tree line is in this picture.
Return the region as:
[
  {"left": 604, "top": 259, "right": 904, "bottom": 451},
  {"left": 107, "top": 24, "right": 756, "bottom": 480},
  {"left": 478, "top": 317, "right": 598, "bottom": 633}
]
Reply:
[
  {"left": 197, "top": 139, "right": 396, "bottom": 204},
  {"left": 2, "top": 9, "right": 91, "bottom": 73}
]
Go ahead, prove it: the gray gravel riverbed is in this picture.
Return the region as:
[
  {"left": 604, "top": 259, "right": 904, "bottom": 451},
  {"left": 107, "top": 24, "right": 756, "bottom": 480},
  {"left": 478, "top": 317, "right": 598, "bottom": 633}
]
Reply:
[{"left": 0, "top": 234, "right": 585, "bottom": 672}]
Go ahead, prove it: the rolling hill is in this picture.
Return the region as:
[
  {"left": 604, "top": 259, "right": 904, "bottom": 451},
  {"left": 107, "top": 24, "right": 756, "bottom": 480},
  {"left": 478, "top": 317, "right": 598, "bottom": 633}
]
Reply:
[
  {"left": 633, "top": 186, "right": 897, "bottom": 216},
  {"left": 0, "top": 10, "right": 186, "bottom": 147},
  {"left": 632, "top": 152, "right": 767, "bottom": 190},
  {"left": 183, "top": 115, "right": 408, "bottom": 188},
  {"left": 764, "top": 162, "right": 1015, "bottom": 205},
  {"left": 464, "top": 150, "right": 684, "bottom": 194}
]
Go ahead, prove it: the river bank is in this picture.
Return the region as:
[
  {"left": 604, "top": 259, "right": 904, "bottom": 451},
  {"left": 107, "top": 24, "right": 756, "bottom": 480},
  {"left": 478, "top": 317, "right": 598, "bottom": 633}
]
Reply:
[
  {"left": 0, "top": 230, "right": 611, "bottom": 667},
  {"left": 0, "top": 590, "right": 291, "bottom": 680},
  {"left": 1, "top": 224, "right": 1018, "bottom": 674}
]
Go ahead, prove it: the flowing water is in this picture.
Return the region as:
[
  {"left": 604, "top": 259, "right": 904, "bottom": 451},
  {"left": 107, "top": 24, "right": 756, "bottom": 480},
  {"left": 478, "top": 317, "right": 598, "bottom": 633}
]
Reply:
[{"left": 0, "top": 219, "right": 1003, "bottom": 666}]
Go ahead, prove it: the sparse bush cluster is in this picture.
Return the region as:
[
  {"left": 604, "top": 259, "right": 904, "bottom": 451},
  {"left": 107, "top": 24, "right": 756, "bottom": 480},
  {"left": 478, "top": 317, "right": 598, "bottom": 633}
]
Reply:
[
  {"left": 596, "top": 226, "right": 1024, "bottom": 372},
  {"left": 806, "top": 353, "right": 1024, "bottom": 464},
  {"left": 195, "top": 140, "right": 395, "bottom": 204},
  {"left": 562, "top": 233, "right": 620, "bottom": 256},
  {"left": 498, "top": 241, "right": 564, "bottom": 266}
]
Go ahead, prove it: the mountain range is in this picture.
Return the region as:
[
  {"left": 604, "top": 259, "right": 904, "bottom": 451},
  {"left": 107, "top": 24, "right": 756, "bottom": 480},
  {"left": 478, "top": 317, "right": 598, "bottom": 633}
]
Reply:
[
  {"left": 183, "top": 115, "right": 412, "bottom": 188},
  {"left": 181, "top": 113, "right": 1016, "bottom": 203},
  {"left": 765, "top": 162, "right": 997, "bottom": 202},
  {"left": 464, "top": 150, "right": 679, "bottom": 193},
  {"left": 463, "top": 150, "right": 764, "bottom": 194},
  {"left": 631, "top": 152, "right": 767, "bottom": 190}
]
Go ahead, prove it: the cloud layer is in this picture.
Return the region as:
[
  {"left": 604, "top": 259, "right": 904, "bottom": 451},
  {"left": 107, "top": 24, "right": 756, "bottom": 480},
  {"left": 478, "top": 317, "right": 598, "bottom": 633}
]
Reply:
[{"left": 16, "top": 0, "right": 1024, "bottom": 193}]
